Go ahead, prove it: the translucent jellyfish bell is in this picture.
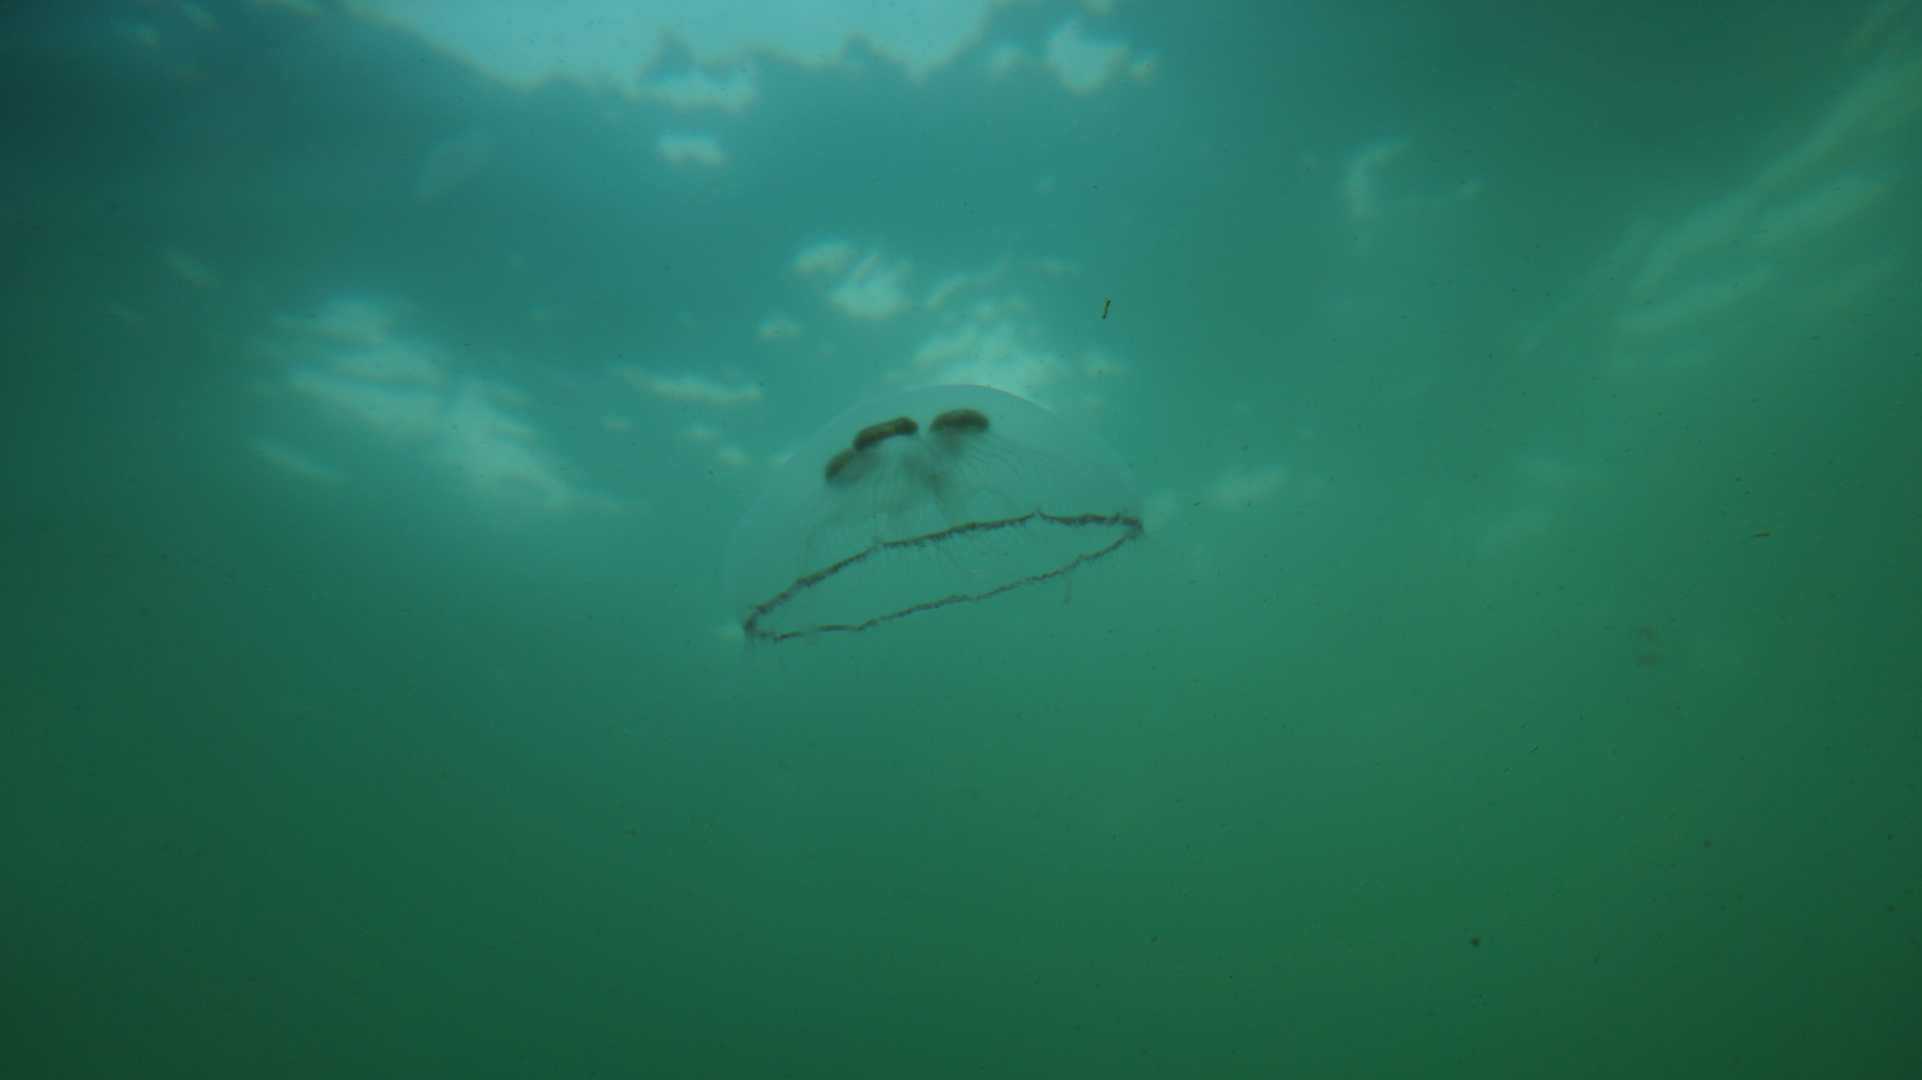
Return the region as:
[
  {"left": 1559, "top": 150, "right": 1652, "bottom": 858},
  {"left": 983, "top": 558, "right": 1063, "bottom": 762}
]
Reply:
[{"left": 725, "top": 384, "right": 1143, "bottom": 643}]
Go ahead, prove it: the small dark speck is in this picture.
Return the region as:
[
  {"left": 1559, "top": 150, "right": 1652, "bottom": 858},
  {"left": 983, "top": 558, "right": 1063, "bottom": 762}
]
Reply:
[
  {"left": 1753, "top": 531, "right": 1771, "bottom": 538},
  {"left": 1150, "top": 935, "right": 1158, "bottom": 943},
  {"left": 1470, "top": 937, "right": 1480, "bottom": 946},
  {"left": 1704, "top": 840, "right": 1713, "bottom": 847}
]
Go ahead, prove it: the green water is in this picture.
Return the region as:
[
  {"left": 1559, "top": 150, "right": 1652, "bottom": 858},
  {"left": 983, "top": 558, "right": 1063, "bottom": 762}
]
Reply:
[{"left": 3, "top": 1, "right": 1918, "bottom": 1076}]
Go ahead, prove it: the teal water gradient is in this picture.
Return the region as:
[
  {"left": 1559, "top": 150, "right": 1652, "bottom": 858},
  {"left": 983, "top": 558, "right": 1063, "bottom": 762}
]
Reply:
[{"left": 2, "top": 2, "right": 1918, "bottom": 1076}]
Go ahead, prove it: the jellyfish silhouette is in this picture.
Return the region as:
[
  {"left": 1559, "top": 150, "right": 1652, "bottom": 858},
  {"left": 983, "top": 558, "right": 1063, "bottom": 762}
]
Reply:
[{"left": 725, "top": 385, "right": 1143, "bottom": 642}]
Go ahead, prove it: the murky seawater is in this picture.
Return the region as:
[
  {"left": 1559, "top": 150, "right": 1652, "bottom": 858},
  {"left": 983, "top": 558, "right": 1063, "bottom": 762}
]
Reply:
[{"left": 3, "top": 1, "right": 1918, "bottom": 1076}]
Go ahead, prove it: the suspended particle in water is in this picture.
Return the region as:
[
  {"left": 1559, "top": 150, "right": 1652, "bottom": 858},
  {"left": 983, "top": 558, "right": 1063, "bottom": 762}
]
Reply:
[{"left": 724, "top": 384, "right": 1143, "bottom": 643}]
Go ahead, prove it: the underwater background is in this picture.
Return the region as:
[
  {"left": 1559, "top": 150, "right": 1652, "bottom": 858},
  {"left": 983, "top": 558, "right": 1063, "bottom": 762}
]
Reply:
[{"left": 3, "top": 0, "right": 1919, "bottom": 1076}]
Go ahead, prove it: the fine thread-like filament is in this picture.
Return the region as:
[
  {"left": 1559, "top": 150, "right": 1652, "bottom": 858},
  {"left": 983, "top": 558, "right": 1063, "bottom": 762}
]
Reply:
[{"left": 744, "top": 510, "right": 1143, "bottom": 643}]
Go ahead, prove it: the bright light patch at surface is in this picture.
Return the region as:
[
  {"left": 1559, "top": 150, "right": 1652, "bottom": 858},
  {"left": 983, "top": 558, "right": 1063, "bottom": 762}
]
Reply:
[
  {"left": 347, "top": 0, "right": 1008, "bottom": 94},
  {"left": 270, "top": 297, "right": 615, "bottom": 512},
  {"left": 791, "top": 237, "right": 858, "bottom": 277},
  {"left": 656, "top": 130, "right": 726, "bottom": 166},
  {"left": 616, "top": 366, "right": 761, "bottom": 404},
  {"left": 827, "top": 249, "right": 913, "bottom": 319},
  {"left": 1044, "top": 17, "right": 1131, "bottom": 94},
  {"left": 640, "top": 66, "right": 757, "bottom": 111}
]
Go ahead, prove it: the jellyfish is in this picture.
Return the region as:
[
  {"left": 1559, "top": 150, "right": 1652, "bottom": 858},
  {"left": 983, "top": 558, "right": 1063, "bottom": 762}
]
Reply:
[{"left": 724, "top": 385, "right": 1143, "bottom": 642}]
